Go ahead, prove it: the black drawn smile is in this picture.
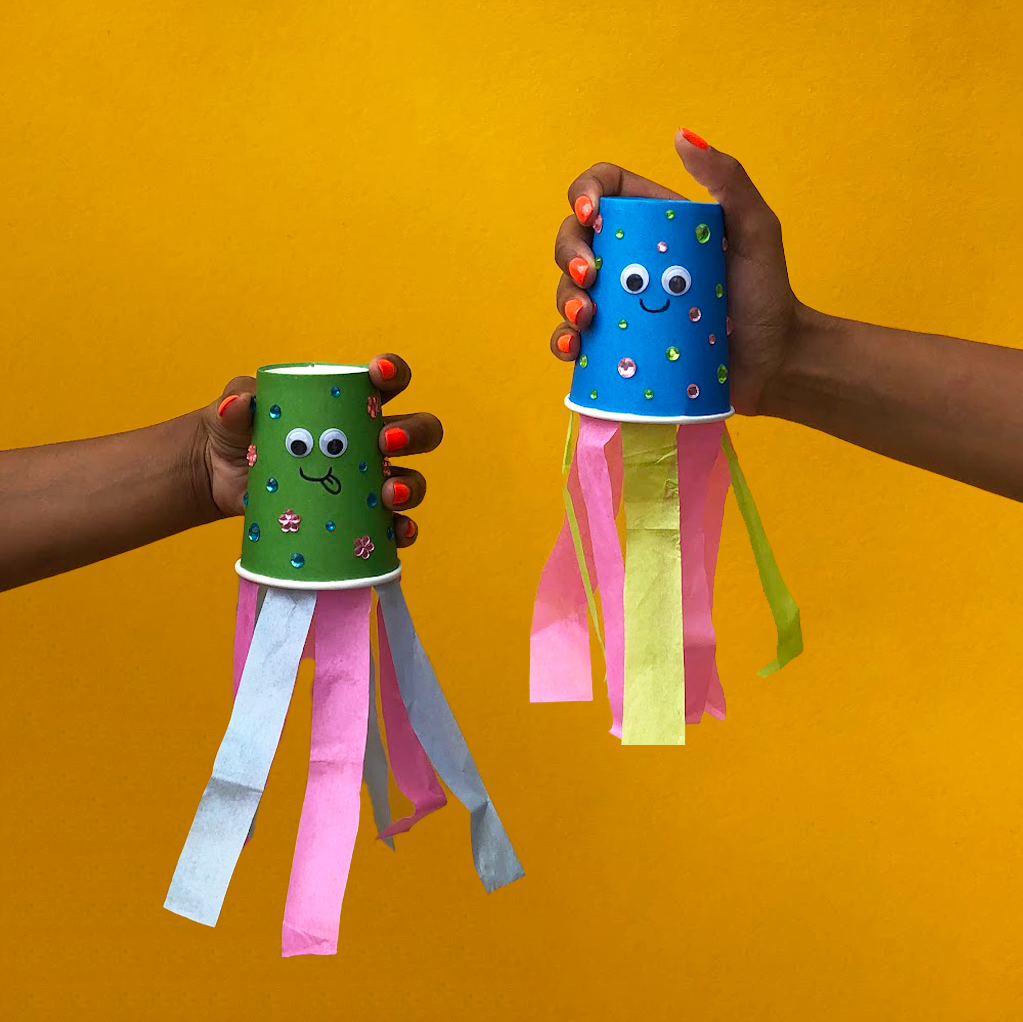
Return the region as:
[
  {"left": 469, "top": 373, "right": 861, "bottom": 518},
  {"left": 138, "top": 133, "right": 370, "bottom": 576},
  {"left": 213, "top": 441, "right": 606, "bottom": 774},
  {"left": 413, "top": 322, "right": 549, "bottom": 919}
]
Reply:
[
  {"left": 300, "top": 466, "right": 342, "bottom": 495},
  {"left": 640, "top": 298, "right": 670, "bottom": 313}
]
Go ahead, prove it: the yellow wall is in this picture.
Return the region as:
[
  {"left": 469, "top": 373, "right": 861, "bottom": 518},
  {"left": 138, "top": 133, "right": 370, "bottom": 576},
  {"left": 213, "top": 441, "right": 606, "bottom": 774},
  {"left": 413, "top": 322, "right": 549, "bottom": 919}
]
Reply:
[{"left": 3, "top": 2, "right": 1023, "bottom": 1018}]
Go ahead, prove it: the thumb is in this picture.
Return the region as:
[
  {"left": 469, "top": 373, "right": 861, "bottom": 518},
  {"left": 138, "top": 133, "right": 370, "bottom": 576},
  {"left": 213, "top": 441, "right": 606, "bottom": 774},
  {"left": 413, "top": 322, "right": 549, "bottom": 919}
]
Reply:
[
  {"left": 674, "top": 128, "right": 782, "bottom": 256},
  {"left": 210, "top": 376, "right": 256, "bottom": 439}
]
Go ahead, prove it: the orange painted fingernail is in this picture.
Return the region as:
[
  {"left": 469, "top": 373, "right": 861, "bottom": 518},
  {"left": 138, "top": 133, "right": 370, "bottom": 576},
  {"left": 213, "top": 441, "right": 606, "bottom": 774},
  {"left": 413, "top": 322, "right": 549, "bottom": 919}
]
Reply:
[
  {"left": 384, "top": 427, "right": 408, "bottom": 452},
  {"left": 565, "top": 298, "right": 585, "bottom": 326},
  {"left": 403, "top": 519, "right": 417, "bottom": 540},
  {"left": 377, "top": 357, "right": 396, "bottom": 381},
  {"left": 556, "top": 333, "right": 574, "bottom": 354},
  {"left": 680, "top": 127, "right": 710, "bottom": 150},
  {"left": 574, "top": 195, "right": 594, "bottom": 224},
  {"left": 568, "top": 256, "right": 589, "bottom": 287},
  {"left": 391, "top": 481, "right": 411, "bottom": 505},
  {"left": 217, "top": 394, "right": 240, "bottom": 416}
]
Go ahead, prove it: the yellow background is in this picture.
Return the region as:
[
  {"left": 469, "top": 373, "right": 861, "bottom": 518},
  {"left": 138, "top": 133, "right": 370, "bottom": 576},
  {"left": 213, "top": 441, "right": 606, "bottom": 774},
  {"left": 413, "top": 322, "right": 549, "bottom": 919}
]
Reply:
[{"left": 3, "top": 2, "right": 1023, "bottom": 1019}]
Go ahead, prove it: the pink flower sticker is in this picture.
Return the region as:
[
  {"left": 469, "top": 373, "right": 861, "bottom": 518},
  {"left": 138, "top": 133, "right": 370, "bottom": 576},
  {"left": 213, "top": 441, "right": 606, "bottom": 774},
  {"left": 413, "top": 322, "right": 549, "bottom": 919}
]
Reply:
[
  {"left": 354, "top": 535, "right": 374, "bottom": 559},
  {"left": 381, "top": 458, "right": 392, "bottom": 478},
  {"left": 246, "top": 444, "right": 258, "bottom": 467},
  {"left": 367, "top": 395, "right": 380, "bottom": 419},
  {"left": 278, "top": 508, "right": 301, "bottom": 533}
]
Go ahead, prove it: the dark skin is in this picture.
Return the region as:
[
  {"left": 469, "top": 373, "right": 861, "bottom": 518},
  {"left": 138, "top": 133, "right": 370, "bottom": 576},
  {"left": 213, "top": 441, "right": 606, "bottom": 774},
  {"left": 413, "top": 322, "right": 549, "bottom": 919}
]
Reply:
[
  {"left": 553, "top": 129, "right": 1023, "bottom": 503},
  {"left": 0, "top": 354, "right": 442, "bottom": 591}
]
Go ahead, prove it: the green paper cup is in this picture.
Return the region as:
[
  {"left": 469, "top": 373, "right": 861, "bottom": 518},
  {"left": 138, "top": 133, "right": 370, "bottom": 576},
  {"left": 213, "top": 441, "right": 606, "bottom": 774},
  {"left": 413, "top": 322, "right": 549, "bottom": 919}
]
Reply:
[{"left": 236, "top": 363, "right": 401, "bottom": 589}]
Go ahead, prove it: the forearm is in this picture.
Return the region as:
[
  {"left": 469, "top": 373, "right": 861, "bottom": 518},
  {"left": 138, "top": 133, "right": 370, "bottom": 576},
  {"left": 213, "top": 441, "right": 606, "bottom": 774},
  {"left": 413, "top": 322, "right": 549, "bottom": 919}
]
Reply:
[
  {"left": 0, "top": 410, "right": 220, "bottom": 590},
  {"left": 763, "top": 306, "right": 1023, "bottom": 501}
]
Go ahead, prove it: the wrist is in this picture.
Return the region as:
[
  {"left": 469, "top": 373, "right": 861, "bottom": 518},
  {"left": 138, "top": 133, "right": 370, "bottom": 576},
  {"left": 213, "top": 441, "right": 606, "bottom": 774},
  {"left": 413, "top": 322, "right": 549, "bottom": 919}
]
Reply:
[
  {"left": 757, "top": 303, "right": 843, "bottom": 424},
  {"left": 180, "top": 408, "right": 225, "bottom": 527}
]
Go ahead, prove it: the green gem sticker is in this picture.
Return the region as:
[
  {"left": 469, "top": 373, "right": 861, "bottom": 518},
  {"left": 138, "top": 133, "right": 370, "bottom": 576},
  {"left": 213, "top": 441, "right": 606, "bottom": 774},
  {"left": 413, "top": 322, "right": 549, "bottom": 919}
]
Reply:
[
  {"left": 644, "top": 389, "right": 655, "bottom": 400},
  {"left": 590, "top": 389, "right": 598, "bottom": 400},
  {"left": 618, "top": 319, "right": 628, "bottom": 330},
  {"left": 695, "top": 223, "right": 711, "bottom": 244},
  {"left": 593, "top": 256, "right": 603, "bottom": 269},
  {"left": 717, "top": 364, "right": 728, "bottom": 384},
  {"left": 715, "top": 283, "right": 724, "bottom": 298},
  {"left": 579, "top": 354, "right": 588, "bottom": 368},
  {"left": 615, "top": 229, "right": 624, "bottom": 239},
  {"left": 666, "top": 346, "right": 680, "bottom": 361},
  {"left": 665, "top": 210, "right": 676, "bottom": 220}
]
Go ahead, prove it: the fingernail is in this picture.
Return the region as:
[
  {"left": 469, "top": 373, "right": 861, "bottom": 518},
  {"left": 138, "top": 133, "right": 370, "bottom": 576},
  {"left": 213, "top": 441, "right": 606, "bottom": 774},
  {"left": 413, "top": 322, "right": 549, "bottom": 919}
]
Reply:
[
  {"left": 391, "top": 481, "right": 411, "bottom": 505},
  {"left": 217, "top": 394, "right": 240, "bottom": 416},
  {"left": 574, "top": 195, "right": 594, "bottom": 225},
  {"left": 377, "top": 357, "right": 396, "bottom": 381},
  {"left": 565, "top": 298, "right": 585, "bottom": 326},
  {"left": 568, "top": 256, "right": 589, "bottom": 287},
  {"left": 556, "top": 333, "right": 574, "bottom": 354},
  {"left": 403, "top": 519, "right": 417, "bottom": 540},
  {"left": 726, "top": 316, "right": 734, "bottom": 336},
  {"left": 680, "top": 127, "right": 710, "bottom": 150},
  {"left": 384, "top": 427, "right": 408, "bottom": 452}
]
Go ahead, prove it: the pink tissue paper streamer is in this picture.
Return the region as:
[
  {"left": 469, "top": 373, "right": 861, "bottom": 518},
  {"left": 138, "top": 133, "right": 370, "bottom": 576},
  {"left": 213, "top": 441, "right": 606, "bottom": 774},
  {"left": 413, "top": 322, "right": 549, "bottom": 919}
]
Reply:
[
  {"left": 282, "top": 587, "right": 371, "bottom": 957},
  {"left": 575, "top": 417, "right": 626, "bottom": 737},
  {"left": 528, "top": 451, "right": 595, "bottom": 703},
  {"left": 677, "top": 422, "right": 726, "bottom": 724},
  {"left": 231, "top": 578, "right": 259, "bottom": 700},
  {"left": 376, "top": 603, "right": 447, "bottom": 838},
  {"left": 701, "top": 442, "right": 731, "bottom": 720}
]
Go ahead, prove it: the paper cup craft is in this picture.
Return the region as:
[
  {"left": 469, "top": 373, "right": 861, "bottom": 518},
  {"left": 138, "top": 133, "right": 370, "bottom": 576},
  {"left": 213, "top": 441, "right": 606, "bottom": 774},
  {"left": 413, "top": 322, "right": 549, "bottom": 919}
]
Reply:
[
  {"left": 532, "top": 198, "right": 803, "bottom": 744},
  {"left": 165, "top": 363, "right": 523, "bottom": 957}
]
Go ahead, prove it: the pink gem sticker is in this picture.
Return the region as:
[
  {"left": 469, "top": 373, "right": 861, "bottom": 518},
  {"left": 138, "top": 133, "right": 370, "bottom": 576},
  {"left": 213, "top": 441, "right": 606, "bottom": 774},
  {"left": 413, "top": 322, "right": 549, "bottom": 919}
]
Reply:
[
  {"left": 246, "top": 444, "right": 258, "bottom": 467},
  {"left": 708, "top": 333, "right": 717, "bottom": 345},
  {"left": 278, "top": 508, "right": 301, "bottom": 533},
  {"left": 593, "top": 214, "right": 603, "bottom": 234},
  {"left": 617, "top": 357, "right": 637, "bottom": 378},
  {"left": 689, "top": 307, "right": 702, "bottom": 323},
  {"left": 367, "top": 395, "right": 380, "bottom": 418},
  {"left": 354, "top": 534, "right": 375, "bottom": 560},
  {"left": 656, "top": 241, "right": 668, "bottom": 253},
  {"left": 381, "top": 458, "right": 392, "bottom": 478},
  {"left": 687, "top": 384, "right": 700, "bottom": 399}
]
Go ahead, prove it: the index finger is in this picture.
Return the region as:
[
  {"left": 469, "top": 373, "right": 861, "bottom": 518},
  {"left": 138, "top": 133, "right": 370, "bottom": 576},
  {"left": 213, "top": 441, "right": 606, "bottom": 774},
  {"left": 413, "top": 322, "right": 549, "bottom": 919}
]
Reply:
[
  {"left": 368, "top": 353, "right": 411, "bottom": 404},
  {"left": 568, "top": 163, "right": 687, "bottom": 227}
]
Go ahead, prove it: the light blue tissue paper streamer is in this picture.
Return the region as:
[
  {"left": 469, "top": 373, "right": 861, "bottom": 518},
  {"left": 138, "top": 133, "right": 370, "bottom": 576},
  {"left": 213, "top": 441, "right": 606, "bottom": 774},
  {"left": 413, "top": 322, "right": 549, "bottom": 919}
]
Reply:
[
  {"left": 165, "top": 587, "right": 316, "bottom": 926},
  {"left": 376, "top": 580, "right": 524, "bottom": 892},
  {"left": 363, "top": 650, "right": 395, "bottom": 849}
]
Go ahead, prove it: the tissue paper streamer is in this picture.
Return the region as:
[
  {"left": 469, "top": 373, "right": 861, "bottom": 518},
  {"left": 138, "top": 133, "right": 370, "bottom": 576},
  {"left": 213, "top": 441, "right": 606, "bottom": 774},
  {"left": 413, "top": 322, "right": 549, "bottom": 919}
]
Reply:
[
  {"left": 362, "top": 650, "right": 395, "bottom": 847},
  {"left": 678, "top": 422, "right": 728, "bottom": 724},
  {"left": 376, "top": 602, "right": 447, "bottom": 839},
  {"left": 576, "top": 415, "right": 627, "bottom": 737},
  {"left": 701, "top": 445, "right": 732, "bottom": 720},
  {"left": 377, "top": 581, "right": 524, "bottom": 892},
  {"left": 165, "top": 587, "right": 315, "bottom": 926},
  {"left": 620, "top": 424, "right": 686, "bottom": 745},
  {"left": 530, "top": 412, "right": 802, "bottom": 745},
  {"left": 722, "top": 429, "right": 803, "bottom": 676},
  {"left": 282, "top": 588, "right": 371, "bottom": 957},
  {"left": 529, "top": 417, "right": 596, "bottom": 703}
]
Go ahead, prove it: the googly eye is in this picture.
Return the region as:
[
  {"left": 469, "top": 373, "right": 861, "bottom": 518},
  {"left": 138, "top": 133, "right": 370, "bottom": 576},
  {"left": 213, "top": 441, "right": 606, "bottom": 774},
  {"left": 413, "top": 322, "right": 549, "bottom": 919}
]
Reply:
[
  {"left": 661, "top": 266, "right": 692, "bottom": 296},
  {"left": 619, "top": 263, "right": 650, "bottom": 294},
  {"left": 284, "top": 427, "right": 314, "bottom": 458},
  {"left": 319, "top": 428, "right": 348, "bottom": 458}
]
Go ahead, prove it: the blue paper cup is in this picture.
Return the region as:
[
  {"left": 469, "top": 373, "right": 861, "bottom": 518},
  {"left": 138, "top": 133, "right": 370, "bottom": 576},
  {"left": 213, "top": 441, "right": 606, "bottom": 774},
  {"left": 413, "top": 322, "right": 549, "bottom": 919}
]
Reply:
[{"left": 566, "top": 197, "right": 733, "bottom": 423}]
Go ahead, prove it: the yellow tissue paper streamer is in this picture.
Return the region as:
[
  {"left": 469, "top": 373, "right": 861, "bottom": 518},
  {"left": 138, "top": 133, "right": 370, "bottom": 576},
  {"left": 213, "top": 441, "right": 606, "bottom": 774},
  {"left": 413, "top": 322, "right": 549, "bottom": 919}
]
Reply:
[
  {"left": 621, "top": 423, "right": 685, "bottom": 745},
  {"left": 722, "top": 431, "right": 803, "bottom": 676},
  {"left": 562, "top": 412, "right": 604, "bottom": 653}
]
